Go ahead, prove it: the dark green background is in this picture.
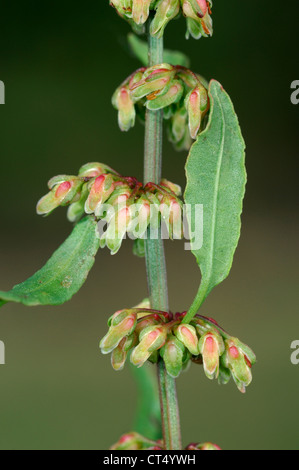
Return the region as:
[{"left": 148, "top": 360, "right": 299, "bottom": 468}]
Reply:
[{"left": 0, "top": 1, "right": 298, "bottom": 450}]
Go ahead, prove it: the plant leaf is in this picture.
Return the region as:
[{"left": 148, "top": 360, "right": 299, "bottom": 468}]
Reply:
[
  {"left": 128, "top": 33, "right": 190, "bottom": 68},
  {"left": 0, "top": 216, "right": 100, "bottom": 307},
  {"left": 184, "top": 80, "right": 246, "bottom": 322}
]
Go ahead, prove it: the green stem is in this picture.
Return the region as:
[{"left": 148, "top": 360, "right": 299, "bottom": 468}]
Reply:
[
  {"left": 183, "top": 282, "right": 208, "bottom": 324},
  {"left": 143, "top": 26, "right": 182, "bottom": 451},
  {"left": 157, "top": 360, "right": 182, "bottom": 450}
]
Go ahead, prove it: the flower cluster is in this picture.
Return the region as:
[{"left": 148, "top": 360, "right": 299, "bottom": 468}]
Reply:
[
  {"left": 100, "top": 305, "right": 256, "bottom": 393},
  {"left": 113, "top": 64, "right": 209, "bottom": 150},
  {"left": 110, "top": 432, "right": 221, "bottom": 450},
  {"left": 36, "top": 162, "right": 182, "bottom": 255},
  {"left": 110, "top": 0, "right": 213, "bottom": 40}
]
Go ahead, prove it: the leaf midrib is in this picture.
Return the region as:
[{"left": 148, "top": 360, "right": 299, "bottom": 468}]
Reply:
[{"left": 204, "top": 86, "right": 225, "bottom": 288}]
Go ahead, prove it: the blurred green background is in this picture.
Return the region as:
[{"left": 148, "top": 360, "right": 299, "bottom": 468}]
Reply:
[{"left": 0, "top": 0, "right": 298, "bottom": 450}]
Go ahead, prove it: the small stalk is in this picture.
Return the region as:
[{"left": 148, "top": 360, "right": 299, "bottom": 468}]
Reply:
[{"left": 143, "top": 24, "right": 182, "bottom": 450}]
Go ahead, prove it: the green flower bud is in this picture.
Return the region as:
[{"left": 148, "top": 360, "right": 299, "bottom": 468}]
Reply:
[
  {"left": 160, "top": 178, "right": 182, "bottom": 197},
  {"left": 198, "top": 331, "right": 225, "bottom": 380},
  {"left": 193, "top": 317, "right": 210, "bottom": 336},
  {"left": 158, "top": 192, "right": 183, "bottom": 239},
  {"left": 185, "top": 0, "right": 208, "bottom": 17},
  {"left": 148, "top": 350, "right": 159, "bottom": 364},
  {"left": 143, "top": 191, "right": 161, "bottom": 232},
  {"left": 105, "top": 206, "right": 131, "bottom": 255},
  {"left": 104, "top": 184, "right": 132, "bottom": 219},
  {"left": 185, "top": 84, "right": 209, "bottom": 139},
  {"left": 168, "top": 106, "right": 188, "bottom": 144},
  {"left": 218, "top": 361, "right": 231, "bottom": 385},
  {"left": 171, "top": 124, "right": 193, "bottom": 151},
  {"left": 131, "top": 325, "right": 167, "bottom": 367},
  {"left": 182, "top": 348, "right": 192, "bottom": 371},
  {"left": 132, "top": 0, "right": 152, "bottom": 24},
  {"left": 176, "top": 67, "right": 199, "bottom": 89},
  {"left": 110, "top": 0, "right": 133, "bottom": 20},
  {"left": 67, "top": 183, "right": 89, "bottom": 223},
  {"left": 100, "top": 310, "right": 137, "bottom": 354},
  {"left": 133, "top": 238, "right": 146, "bottom": 257},
  {"left": 127, "top": 194, "right": 151, "bottom": 239},
  {"left": 192, "top": 315, "right": 220, "bottom": 336},
  {"left": 150, "top": 0, "right": 180, "bottom": 38},
  {"left": 130, "top": 65, "right": 175, "bottom": 100},
  {"left": 146, "top": 79, "right": 184, "bottom": 111},
  {"left": 174, "top": 324, "right": 199, "bottom": 356},
  {"left": 183, "top": 0, "right": 213, "bottom": 40},
  {"left": 78, "top": 162, "right": 117, "bottom": 178},
  {"left": 160, "top": 335, "right": 185, "bottom": 378},
  {"left": 135, "top": 316, "right": 160, "bottom": 336},
  {"left": 111, "top": 333, "right": 138, "bottom": 371}
]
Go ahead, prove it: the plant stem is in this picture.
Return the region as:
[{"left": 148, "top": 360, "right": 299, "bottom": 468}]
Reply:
[
  {"left": 143, "top": 26, "right": 182, "bottom": 450},
  {"left": 183, "top": 282, "right": 208, "bottom": 324}
]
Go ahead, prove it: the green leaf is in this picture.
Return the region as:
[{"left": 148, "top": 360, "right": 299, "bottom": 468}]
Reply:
[
  {"left": 184, "top": 80, "right": 246, "bottom": 323},
  {"left": 0, "top": 216, "right": 100, "bottom": 307},
  {"left": 128, "top": 33, "right": 190, "bottom": 68}
]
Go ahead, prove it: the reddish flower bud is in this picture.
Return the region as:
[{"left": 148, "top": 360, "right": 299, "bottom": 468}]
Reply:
[
  {"left": 37, "top": 176, "right": 82, "bottom": 215},
  {"left": 174, "top": 324, "right": 199, "bottom": 356},
  {"left": 199, "top": 331, "right": 225, "bottom": 380},
  {"left": 131, "top": 325, "right": 167, "bottom": 367},
  {"left": 100, "top": 310, "right": 137, "bottom": 354},
  {"left": 84, "top": 173, "right": 115, "bottom": 215},
  {"left": 222, "top": 338, "right": 256, "bottom": 393},
  {"left": 112, "top": 85, "right": 136, "bottom": 132}
]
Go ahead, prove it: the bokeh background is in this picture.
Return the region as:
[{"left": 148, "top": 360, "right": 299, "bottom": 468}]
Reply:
[{"left": 0, "top": 0, "right": 298, "bottom": 450}]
